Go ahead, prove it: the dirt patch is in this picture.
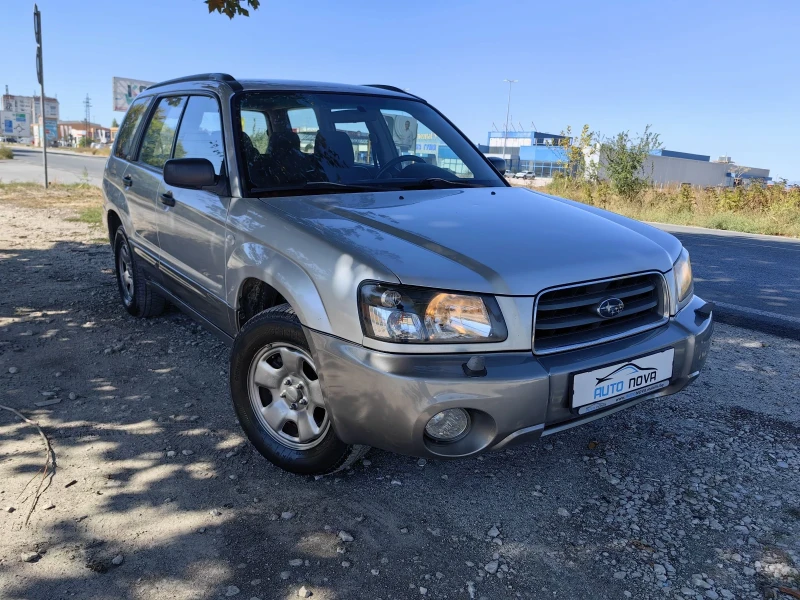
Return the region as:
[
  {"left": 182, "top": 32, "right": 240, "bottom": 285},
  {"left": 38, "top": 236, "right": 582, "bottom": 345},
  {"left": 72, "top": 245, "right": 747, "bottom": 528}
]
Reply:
[{"left": 1, "top": 202, "right": 798, "bottom": 600}]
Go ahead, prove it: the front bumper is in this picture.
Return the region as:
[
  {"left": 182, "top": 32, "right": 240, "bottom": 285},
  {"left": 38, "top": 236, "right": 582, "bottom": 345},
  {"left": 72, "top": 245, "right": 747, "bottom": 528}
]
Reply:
[{"left": 305, "top": 295, "right": 713, "bottom": 459}]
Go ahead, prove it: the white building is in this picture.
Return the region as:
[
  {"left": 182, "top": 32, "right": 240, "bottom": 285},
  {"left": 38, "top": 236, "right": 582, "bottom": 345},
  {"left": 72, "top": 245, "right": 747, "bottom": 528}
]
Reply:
[
  {"left": 592, "top": 148, "right": 771, "bottom": 188},
  {"left": 1, "top": 93, "right": 60, "bottom": 144}
]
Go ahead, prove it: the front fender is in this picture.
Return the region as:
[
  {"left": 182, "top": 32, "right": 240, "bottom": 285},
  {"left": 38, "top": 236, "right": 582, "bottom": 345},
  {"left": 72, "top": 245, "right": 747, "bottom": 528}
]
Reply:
[
  {"left": 225, "top": 197, "right": 400, "bottom": 343},
  {"left": 227, "top": 243, "right": 333, "bottom": 334}
]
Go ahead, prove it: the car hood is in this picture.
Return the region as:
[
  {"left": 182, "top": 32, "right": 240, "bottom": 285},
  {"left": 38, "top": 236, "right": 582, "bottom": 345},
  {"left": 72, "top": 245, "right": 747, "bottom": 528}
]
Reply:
[{"left": 265, "top": 186, "right": 682, "bottom": 296}]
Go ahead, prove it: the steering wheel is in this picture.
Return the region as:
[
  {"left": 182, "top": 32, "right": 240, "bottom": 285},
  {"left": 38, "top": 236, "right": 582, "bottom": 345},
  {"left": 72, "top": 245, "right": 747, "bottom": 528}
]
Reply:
[{"left": 376, "top": 155, "right": 427, "bottom": 179}]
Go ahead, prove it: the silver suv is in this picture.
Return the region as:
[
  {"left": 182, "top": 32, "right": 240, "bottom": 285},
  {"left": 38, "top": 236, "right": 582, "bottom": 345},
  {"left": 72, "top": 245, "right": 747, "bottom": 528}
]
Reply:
[{"left": 102, "top": 74, "right": 713, "bottom": 475}]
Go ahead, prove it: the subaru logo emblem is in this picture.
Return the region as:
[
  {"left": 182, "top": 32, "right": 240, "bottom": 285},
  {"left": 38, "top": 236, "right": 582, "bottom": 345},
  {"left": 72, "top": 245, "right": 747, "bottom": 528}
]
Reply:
[{"left": 596, "top": 297, "right": 625, "bottom": 319}]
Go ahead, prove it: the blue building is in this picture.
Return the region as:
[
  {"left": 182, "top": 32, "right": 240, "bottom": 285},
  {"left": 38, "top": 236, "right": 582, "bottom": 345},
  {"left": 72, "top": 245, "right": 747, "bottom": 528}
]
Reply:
[{"left": 479, "top": 131, "right": 569, "bottom": 176}]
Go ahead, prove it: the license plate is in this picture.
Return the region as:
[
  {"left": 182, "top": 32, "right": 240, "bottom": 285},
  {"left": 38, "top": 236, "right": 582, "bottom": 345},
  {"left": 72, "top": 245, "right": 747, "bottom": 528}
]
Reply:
[{"left": 571, "top": 348, "right": 675, "bottom": 415}]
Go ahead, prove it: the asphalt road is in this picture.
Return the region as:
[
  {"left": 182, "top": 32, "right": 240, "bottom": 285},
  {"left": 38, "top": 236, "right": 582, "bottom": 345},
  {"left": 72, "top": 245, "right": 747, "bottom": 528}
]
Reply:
[
  {"left": 1, "top": 151, "right": 798, "bottom": 337},
  {"left": 660, "top": 224, "right": 800, "bottom": 338},
  {"left": 2, "top": 146, "right": 105, "bottom": 185}
]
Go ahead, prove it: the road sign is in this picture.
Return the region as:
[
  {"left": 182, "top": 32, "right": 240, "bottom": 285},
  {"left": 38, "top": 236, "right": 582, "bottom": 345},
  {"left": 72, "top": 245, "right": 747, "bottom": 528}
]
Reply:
[{"left": 33, "top": 3, "right": 48, "bottom": 187}]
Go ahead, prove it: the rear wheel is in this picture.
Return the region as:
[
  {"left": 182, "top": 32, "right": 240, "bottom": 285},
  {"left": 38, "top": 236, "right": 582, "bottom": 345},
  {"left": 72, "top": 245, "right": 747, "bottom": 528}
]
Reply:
[
  {"left": 113, "top": 228, "right": 166, "bottom": 318},
  {"left": 230, "top": 304, "right": 369, "bottom": 475}
]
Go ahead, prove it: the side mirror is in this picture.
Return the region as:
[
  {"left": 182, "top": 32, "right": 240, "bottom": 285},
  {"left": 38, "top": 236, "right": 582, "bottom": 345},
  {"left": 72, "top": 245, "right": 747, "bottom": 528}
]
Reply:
[
  {"left": 164, "top": 158, "right": 216, "bottom": 189},
  {"left": 487, "top": 156, "right": 506, "bottom": 175}
]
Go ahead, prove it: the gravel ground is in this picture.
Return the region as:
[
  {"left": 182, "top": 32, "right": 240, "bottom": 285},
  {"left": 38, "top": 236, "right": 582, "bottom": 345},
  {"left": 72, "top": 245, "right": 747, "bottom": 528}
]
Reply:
[{"left": 0, "top": 202, "right": 798, "bottom": 600}]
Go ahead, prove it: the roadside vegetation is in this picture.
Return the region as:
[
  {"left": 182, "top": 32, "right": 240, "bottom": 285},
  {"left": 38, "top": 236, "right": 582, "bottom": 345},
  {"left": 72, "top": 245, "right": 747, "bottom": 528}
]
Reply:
[
  {"left": 513, "top": 125, "right": 800, "bottom": 238},
  {"left": 540, "top": 177, "right": 800, "bottom": 237},
  {"left": 62, "top": 145, "right": 111, "bottom": 157},
  {"left": 0, "top": 181, "right": 103, "bottom": 225},
  {"left": 0, "top": 146, "right": 13, "bottom": 160}
]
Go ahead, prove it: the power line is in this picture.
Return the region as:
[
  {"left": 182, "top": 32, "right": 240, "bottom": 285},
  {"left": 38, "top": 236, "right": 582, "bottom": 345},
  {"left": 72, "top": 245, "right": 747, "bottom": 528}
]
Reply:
[{"left": 83, "top": 93, "right": 92, "bottom": 146}]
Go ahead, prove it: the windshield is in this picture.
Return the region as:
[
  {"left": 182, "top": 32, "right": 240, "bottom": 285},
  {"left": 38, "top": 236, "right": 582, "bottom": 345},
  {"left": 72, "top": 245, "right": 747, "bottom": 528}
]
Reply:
[{"left": 235, "top": 92, "right": 505, "bottom": 196}]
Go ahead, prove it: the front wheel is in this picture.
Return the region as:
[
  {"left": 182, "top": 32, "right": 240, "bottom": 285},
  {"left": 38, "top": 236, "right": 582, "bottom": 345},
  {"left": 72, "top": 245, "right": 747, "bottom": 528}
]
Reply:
[{"left": 229, "top": 304, "right": 368, "bottom": 475}]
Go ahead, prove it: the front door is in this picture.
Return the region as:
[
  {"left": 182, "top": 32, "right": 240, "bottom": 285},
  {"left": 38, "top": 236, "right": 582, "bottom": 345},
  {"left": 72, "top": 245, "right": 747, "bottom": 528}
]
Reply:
[{"left": 155, "top": 95, "right": 231, "bottom": 334}]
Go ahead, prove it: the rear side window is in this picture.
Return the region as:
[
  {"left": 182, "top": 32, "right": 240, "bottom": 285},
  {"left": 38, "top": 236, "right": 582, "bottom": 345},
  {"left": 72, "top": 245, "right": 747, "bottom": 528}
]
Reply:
[
  {"left": 139, "top": 96, "right": 187, "bottom": 170},
  {"left": 242, "top": 110, "right": 268, "bottom": 153},
  {"left": 174, "top": 96, "right": 225, "bottom": 176},
  {"left": 114, "top": 97, "right": 149, "bottom": 160}
]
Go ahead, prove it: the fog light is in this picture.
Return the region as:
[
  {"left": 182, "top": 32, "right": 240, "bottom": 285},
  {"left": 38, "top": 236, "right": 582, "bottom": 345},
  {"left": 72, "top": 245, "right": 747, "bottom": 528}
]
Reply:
[{"left": 425, "top": 409, "right": 470, "bottom": 442}]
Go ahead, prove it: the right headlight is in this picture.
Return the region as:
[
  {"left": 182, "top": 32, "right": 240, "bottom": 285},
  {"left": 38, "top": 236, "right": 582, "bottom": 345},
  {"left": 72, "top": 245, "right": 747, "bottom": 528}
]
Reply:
[
  {"left": 359, "top": 283, "right": 507, "bottom": 344},
  {"left": 673, "top": 247, "right": 694, "bottom": 312}
]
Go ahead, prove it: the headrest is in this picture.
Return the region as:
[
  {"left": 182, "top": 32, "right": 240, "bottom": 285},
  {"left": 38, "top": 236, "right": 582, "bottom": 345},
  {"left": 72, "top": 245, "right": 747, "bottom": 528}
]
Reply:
[
  {"left": 268, "top": 130, "right": 301, "bottom": 155},
  {"left": 314, "top": 130, "right": 354, "bottom": 167}
]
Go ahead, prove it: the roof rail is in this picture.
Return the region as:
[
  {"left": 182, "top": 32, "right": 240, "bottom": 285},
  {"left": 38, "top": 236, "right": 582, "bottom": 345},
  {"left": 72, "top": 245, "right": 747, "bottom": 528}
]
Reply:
[
  {"left": 146, "top": 73, "right": 242, "bottom": 92},
  {"left": 364, "top": 84, "right": 425, "bottom": 102}
]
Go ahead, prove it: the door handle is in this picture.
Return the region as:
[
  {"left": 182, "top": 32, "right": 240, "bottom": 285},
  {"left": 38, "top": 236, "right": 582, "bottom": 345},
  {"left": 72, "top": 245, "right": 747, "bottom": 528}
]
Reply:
[
  {"left": 122, "top": 175, "right": 132, "bottom": 187},
  {"left": 160, "top": 191, "right": 175, "bottom": 207}
]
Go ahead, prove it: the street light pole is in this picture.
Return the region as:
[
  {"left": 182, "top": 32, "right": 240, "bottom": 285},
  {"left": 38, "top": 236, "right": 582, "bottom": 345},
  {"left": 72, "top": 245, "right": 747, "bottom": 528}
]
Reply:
[
  {"left": 501, "top": 79, "right": 517, "bottom": 172},
  {"left": 34, "top": 4, "right": 48, "bottom": 188}
]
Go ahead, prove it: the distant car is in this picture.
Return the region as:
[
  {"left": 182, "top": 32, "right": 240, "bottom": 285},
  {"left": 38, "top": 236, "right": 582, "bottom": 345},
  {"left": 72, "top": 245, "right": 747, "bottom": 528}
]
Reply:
[
  {"left": 515, "top": 171, "right": 534, "bottom": 179},
  {"left": 0, "top": 136, "right": 19, "bottom": 144}
]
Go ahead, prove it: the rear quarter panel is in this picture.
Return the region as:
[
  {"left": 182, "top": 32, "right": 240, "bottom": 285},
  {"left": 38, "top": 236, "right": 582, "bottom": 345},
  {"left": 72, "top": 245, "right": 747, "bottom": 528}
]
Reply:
[{"left": 103, "top": 155, "right": 132, "bottom": 236}]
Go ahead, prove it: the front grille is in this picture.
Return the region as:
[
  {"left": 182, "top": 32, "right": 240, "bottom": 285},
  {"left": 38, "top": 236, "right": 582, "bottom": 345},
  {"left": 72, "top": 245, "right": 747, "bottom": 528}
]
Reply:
[{"left": 533, "top": 273, "right": 667, "bottom": 354}]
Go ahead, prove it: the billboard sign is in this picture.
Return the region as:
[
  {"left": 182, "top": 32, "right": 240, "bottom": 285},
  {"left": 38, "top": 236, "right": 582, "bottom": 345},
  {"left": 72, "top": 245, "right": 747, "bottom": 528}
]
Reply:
[
  {"left": 113, "top": 77, "right": 154, "bottom": 112},
  {"left": 0, "top": 112, "right": 30, "bottom": 137},
  {"left": 38, "top": 117, "right": 57, "bottom": 142},
  {"left": 382, "top": 113, "right": 418, "bottom": 153}
]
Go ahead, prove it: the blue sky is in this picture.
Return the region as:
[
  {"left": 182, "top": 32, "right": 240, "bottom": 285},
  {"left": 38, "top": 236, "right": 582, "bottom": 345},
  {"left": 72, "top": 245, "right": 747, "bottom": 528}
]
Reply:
[{"left": 4, "top": 0, "right": 799, "bottom": 179}]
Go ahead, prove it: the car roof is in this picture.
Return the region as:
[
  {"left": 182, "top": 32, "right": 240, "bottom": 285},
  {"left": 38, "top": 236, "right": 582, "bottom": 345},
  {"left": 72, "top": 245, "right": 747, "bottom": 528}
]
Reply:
[
  {"left": 238, "top": 80, "right": 414, "bottom": 98},
  {"left": 139, "top": 73, "right": 423, "bottom": 101}
]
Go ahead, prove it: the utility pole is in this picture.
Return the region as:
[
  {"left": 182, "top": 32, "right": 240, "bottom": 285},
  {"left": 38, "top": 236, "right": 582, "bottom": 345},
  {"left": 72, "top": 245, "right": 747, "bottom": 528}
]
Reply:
[
  {"left": 34, "top": 4, "right": 48, "bottom": 188},
  {"left": 501, "top": 79, "right": 517, "bottom": 172},
  {"left": 84, "top": 94, "right": 92, "bottom": 146}
]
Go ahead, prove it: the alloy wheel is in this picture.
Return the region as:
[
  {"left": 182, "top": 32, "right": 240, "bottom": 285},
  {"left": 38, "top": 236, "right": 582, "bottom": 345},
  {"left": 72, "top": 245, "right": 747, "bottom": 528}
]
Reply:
[{"left": 247, "top": 343, "right": 330, "bottom": 450}]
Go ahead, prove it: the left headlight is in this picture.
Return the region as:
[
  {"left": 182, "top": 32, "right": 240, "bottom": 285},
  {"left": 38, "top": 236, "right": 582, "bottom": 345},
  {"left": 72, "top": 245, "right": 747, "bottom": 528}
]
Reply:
[
  {"left": 673, "top": 247, "right": 694, "bottom": 311},
  {"left": 359, "top": 283, "right": 508, "bottom": 343}
]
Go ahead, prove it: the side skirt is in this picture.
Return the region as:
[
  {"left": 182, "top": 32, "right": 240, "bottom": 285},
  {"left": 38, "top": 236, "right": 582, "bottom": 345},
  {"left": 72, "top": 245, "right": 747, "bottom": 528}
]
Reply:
[{"left": 150, "top": 280, "right": 235, "bottom": 347}]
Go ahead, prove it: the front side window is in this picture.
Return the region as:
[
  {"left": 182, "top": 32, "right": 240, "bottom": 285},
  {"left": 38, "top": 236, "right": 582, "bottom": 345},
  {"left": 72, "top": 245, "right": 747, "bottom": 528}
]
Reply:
[
  {"left": 114, "top": 96, "right": 149, "bottom": 160},
  {"left": 174, "top": 96, "right": 225, "bottom": 175},
  {"left": 334, "top": 120, "right": 372, "bottom": 165},
  {"left": 288, "top": 108, "right": 319, "bottom": 155},
  {"left": 139, "top": 96, "right": 186, "bottom": 170},
  {"left": 236, "top": 92, "right": 504, "bottom": 195}
]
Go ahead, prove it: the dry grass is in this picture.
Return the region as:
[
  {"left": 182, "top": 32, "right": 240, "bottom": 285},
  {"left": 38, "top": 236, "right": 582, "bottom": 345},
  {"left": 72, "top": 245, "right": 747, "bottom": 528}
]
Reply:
[
  {"left": 0, "top": 182, "right": 103, "bottom": 215},
  {"left": 0, "top": 146, "right": 13, "bottom": 160},
  {"left": 67, "top": 146, "right": 111, "bottom": 157},
  {"left": 514, "top": 178, "right": 800, "bottom": 238}
]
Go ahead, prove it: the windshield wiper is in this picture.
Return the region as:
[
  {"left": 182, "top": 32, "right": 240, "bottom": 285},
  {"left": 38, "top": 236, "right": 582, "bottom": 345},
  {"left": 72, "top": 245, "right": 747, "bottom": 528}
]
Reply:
[
  {"left": 397, "top": 177, "right": 488, "bottom": 190},
  {"left": 250, "top": 181, "right": 394, "bottom": 196}
]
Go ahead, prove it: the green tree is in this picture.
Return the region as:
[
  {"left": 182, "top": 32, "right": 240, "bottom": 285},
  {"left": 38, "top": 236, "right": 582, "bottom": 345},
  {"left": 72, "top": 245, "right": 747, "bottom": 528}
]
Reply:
[
  {"left": 205, "top": 0, "right": 260, "bottom": 18},
  {"left": 111, "top": 118, "right": 119, "bottom": 128},
  {"left": 600, "top": 125, "right": 660, "bottom": 201},
  {"left": 558, "top": 124, "right": 597, "bottom": 180}
]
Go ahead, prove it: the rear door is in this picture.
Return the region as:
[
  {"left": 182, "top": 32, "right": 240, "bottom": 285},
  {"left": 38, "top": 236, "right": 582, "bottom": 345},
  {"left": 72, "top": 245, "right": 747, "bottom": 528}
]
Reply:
[
  {"left": 105, "top": 96, "right": 150, "bottom": 247},
  {"left": 126, "top": 95, "right": 187, "bottom": 268},
  {"left": 155, "top": 94, "right": 231, "bottom": 334}
]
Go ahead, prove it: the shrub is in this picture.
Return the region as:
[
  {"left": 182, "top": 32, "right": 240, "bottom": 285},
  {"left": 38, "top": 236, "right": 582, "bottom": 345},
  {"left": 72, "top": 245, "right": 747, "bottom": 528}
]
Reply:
[
  {"left": 0, "top": 146, "right": 13, "bottom": 160},
  {"left": 536, "top": 179, "right": 800, "bottom": 238}
]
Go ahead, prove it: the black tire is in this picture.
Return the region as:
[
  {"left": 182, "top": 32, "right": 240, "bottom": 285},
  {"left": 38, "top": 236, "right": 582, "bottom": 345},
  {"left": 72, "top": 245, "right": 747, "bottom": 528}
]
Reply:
[
  {"left": 230, "top": 303, "right": 369, "bottom": 475},
  {"left": 113, "top": 228, "right": 166, "bottom": 318}
]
